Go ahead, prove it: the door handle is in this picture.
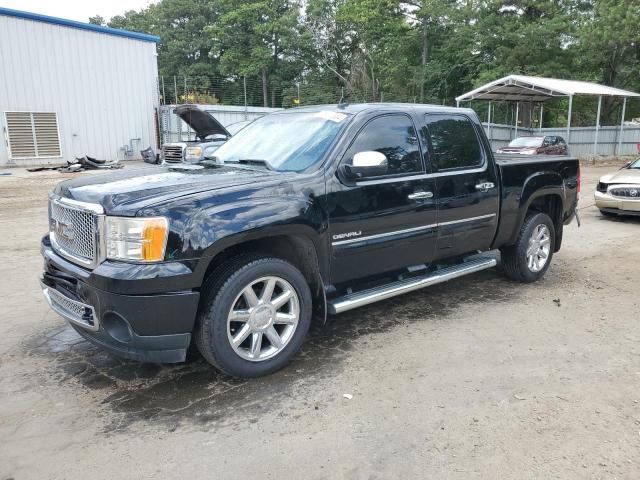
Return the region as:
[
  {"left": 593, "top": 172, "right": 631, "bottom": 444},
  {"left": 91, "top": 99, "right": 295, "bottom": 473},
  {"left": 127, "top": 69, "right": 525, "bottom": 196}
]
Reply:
[
  {"left": 475, "top": 182, "right": 495, "bottom": 192},
  {"left": 407, "top": 191, "right": 434, "bottom": 200}
]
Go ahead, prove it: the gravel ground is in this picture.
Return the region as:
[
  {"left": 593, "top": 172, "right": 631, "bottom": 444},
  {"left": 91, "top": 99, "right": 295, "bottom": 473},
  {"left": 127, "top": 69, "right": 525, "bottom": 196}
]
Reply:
[{"left": 0, "top": 162, "right": 639, "bottom": 479}]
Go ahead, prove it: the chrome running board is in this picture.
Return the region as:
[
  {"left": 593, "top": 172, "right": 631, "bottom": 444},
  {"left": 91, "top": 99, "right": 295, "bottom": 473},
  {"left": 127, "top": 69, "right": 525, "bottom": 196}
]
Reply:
[{"left": 327, "top": 256, "right": 497, "bottom": 315}]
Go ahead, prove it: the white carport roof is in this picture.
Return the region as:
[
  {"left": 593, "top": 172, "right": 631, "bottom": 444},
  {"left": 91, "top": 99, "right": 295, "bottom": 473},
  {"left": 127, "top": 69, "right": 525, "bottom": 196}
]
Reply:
[{"left": 456, "top": 75, "right": 640, "bottom": 103}]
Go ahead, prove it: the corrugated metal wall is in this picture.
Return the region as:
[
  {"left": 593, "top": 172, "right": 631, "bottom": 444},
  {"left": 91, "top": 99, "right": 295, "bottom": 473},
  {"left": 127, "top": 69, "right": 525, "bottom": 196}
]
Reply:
[
  {"left": 0, "top": 15, "right": 159, "bottom": 166},
  {"left": 484, "top": 123, "right": 640, "bottom": 156},
  {"left": 159, "top": 104, "right": 281, "bottom": 144}
]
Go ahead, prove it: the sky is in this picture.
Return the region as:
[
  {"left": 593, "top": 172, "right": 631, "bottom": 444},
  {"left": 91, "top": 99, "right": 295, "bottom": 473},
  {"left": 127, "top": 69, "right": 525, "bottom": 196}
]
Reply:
[{"left": 0, "top": 0, "right": 154, "bottom": 23}]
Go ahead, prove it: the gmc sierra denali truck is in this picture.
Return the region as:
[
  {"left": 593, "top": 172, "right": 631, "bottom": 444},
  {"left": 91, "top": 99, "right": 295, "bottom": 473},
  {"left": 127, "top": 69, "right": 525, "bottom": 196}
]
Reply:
[{"left": 41, "top": 103, "right": 580, "bottom": 378}]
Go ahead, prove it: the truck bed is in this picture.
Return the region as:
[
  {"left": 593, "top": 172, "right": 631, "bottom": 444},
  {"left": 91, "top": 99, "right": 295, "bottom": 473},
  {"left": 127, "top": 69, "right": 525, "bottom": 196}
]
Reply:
[
  {"left": 491, "top": 153, "right": 580, "bottom": 250},
  {"left": 494, "top": 153, "right": 579, "bottom": 165}
]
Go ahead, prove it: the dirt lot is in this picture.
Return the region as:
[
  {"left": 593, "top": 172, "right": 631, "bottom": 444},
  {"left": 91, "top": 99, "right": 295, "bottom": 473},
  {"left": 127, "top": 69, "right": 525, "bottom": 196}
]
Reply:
[{"left": 1, "top": 163, "right": 639, "bottom": 479}]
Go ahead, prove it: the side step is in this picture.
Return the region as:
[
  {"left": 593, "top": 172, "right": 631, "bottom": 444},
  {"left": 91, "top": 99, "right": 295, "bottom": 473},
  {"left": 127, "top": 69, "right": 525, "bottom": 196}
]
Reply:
[{"left": 327, "top": 256, "right": 497, "bottom": 315}]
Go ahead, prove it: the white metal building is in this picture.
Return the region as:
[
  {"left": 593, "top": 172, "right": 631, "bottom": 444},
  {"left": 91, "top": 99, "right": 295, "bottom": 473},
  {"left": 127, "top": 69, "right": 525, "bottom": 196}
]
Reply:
[{"left": 0, "top": 7, "right": 160, "bottom": 166}]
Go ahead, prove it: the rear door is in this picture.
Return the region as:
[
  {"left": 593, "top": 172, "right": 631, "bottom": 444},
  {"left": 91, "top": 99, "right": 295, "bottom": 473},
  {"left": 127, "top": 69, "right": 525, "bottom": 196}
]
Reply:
[
  {"left": 327, "top": 113, "right": 438, "bottom": 284},
  {"left": 422, "top": 113, "right": 500, "bottom": 260}
]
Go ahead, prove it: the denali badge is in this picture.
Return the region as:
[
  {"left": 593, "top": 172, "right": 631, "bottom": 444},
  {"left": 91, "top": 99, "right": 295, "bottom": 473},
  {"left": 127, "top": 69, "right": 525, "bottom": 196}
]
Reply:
[{"left": 332, "top": 231, "right": 362, "bottom": 240}]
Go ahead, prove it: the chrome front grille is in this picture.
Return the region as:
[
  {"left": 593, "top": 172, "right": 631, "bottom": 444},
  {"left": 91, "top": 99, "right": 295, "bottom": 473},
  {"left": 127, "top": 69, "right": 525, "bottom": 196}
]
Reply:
[
  {"left": 49, "top": 196, "right": 104, "bottom": 268},
  {"left": 610, "top": 186, "right": 640, "bottom": 199},
  {"left": 42, "top": 284, "right": 98, "bottom": 330},
  {"left": 163, "top": 145, "right": 184, "bottom": 163}
]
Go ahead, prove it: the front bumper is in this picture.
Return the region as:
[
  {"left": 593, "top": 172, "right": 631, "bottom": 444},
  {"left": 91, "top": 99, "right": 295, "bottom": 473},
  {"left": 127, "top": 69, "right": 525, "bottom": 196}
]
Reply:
[
  {"left": 594, "top": 191, "right": 640, "bottom": 214},
  {"left": 41, "top": 236, "right": 200, "bottom": 363}
]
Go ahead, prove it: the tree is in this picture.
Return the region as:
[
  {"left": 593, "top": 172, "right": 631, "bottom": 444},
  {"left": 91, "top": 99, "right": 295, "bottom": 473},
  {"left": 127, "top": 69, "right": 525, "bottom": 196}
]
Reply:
[
  {"left": 88, "top": 15, "right": 106, "bottom": 26},
  {"left": 577, "top": 0, "right": 640, "bottom": 122},
  {"left": 210, "top": 0, "right": 307, "bottom": 107}
]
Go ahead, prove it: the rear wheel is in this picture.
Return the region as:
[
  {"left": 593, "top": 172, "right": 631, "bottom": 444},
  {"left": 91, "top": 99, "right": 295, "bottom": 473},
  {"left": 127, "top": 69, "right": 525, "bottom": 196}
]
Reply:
[
  {"left": 195, "top": 256, "right": 312, "bottom": 378},
  {"left": 501, "top": 212, "right": 555, "bottom": 283}
]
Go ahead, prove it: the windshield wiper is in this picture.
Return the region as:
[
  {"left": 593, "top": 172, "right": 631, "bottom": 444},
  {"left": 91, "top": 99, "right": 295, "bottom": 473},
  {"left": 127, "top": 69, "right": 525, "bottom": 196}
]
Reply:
[{"left": 236, "top": 158, "right": 274, "bottom": 170}]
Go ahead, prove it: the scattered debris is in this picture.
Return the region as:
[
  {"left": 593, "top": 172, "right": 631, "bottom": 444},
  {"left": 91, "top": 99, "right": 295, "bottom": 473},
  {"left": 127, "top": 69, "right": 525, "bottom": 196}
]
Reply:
[
  {"left": 141, "top": 147, "right": 160, "bottom": 165},
  {"left": 0, "top": 171, "right": 12, "bottom": 176},
  {"left": 343, "top": 393, "right": 353, "bottom": 400},
  {"left": 553, "top": 298, "right": 561, "bottom": 307},
  {"left": 27, "top": 156, "right": 123, "bottom": 173},
  {"left": 513, "top": 394, "right": 526, "bottom": 401}
]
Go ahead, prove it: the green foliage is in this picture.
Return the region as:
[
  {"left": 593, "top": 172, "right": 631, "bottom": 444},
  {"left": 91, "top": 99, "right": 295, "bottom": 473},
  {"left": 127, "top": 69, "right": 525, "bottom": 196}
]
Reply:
[{"left": 94, "top": 0, "right": 640, "bottom": 118}]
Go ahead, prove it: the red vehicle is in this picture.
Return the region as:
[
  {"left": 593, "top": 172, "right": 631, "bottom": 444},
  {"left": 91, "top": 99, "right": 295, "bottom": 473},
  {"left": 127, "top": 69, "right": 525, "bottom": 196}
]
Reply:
[{"left": 496, "top": 136, "right": 568, "bottom": 155}]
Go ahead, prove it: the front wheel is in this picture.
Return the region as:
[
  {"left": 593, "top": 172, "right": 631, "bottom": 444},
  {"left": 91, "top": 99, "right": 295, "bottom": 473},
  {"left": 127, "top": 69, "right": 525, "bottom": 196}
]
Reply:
[
  {"left": 500, "top": 212, "right": 555, "bottom": 283},
  {"left": 195, "top": 256, "right": 312, "bottom": 378}
]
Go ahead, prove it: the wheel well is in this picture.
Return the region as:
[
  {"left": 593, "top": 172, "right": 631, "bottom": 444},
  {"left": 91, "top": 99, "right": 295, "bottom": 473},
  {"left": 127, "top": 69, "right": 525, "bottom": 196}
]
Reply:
[
  {"left": 201, "top": 235, "right": 325, "bottom": 311},
  {"left": 527, "top": 194, "right": 563, "bottom": 251}
]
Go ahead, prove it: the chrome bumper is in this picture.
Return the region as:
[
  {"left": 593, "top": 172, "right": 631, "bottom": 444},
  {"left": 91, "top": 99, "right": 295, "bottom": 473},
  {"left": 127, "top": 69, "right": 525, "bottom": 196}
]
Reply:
[
  {"left": 41, "top": 282, "right": 98, "bottom": 331},
  {"left": 594, "top": 191, "right": 640, "bottom": 212}
]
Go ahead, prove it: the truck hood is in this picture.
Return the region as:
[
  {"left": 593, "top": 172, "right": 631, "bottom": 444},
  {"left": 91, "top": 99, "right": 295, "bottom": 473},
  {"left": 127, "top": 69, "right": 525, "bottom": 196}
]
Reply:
[
  {"left": 600, "top": 167, "right": 640, "bottom": 184},
  {"left": 54, "top": 164, "right": 277, "bottom": 215},
  {"left": 174, "top": 105, "right": 230, "bottom": 140}
]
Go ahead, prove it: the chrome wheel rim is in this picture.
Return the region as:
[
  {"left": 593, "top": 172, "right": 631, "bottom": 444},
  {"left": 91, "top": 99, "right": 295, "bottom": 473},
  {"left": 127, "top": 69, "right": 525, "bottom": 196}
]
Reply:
[
  {"left": 526, "top": 224, "right": 551, "bottom": 272},
  {"left": 227, "top": 276, "right": 299, "bottom": 362}
]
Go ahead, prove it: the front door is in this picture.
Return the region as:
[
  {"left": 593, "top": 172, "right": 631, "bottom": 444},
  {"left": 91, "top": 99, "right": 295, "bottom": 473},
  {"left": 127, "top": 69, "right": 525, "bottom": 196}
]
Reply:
[
  {"left": 421, "top": 113, "right": 500, "bottom": 260},
  {"left": 327, "top": 113, "right": 438, "bottom": 285}
]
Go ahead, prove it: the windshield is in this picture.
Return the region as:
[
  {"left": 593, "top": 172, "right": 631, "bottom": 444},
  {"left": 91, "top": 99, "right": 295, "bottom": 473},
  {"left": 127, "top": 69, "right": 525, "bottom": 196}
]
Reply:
[
  {"left": 508, "top": 137, "right": 544, "bottom": 148},
  {"left": 210, "top": 111, "right": 350, "bottom": 172},
  {"left": 629, "top": 158, "right": 640, "bottom": 169}
]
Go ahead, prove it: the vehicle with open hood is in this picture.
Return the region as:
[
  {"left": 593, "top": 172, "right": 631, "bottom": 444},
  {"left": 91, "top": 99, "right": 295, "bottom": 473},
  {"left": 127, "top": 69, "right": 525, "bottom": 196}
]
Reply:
[{"left": 161, "top": 105, "right": 231, "bottom": 164}]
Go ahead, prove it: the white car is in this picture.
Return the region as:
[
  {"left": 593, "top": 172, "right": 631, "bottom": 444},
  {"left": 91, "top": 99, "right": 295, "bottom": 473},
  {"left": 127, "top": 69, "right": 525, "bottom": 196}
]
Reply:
[{"left": 595, "top": 158, "right": 640, "bottom": 217}]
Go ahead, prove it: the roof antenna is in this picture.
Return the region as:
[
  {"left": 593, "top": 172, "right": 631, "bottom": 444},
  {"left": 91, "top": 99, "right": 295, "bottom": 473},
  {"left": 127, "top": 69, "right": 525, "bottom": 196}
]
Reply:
[{"left": 338, "top": 86, "right": 349, "bottom": 109}]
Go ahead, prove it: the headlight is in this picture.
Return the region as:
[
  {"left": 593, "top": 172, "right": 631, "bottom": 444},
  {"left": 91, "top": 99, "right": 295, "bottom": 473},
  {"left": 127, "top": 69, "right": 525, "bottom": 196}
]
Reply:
[
  {"left": 185, "top": 146, "right": 203, "bottom": 161},
  {"left": 105, "top": 217, "right": 168, "bottom": 262}
]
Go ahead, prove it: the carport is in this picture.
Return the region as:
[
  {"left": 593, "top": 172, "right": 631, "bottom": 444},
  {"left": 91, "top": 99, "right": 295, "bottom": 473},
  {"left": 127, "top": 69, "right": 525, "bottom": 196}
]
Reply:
[{"left": 455, "top": 75, "right": 640, "bottom": 155}]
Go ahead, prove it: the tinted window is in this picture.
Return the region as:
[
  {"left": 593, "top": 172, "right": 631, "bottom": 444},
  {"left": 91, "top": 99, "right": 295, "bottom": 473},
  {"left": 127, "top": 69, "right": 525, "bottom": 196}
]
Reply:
[
  {"left": 344, "top": 115, "right": 422, "bottom": 175},
  {"left": 424, "top": 114, "right": 483, "bottom": 170}
]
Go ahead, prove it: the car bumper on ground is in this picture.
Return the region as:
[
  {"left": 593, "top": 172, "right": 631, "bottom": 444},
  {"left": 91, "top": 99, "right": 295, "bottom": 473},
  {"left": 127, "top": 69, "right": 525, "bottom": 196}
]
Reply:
[
  {"left": 40, "top": 236, "right": 200, "bottom": 363},
  {"left": 594, "top": 191, "right": 640, "bottom": 215}
]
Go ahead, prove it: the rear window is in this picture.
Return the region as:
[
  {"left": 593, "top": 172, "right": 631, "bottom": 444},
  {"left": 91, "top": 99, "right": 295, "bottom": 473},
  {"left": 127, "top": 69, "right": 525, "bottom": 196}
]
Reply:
[{"left": 423, "top": 114, "right": 483, "bottom": 170}]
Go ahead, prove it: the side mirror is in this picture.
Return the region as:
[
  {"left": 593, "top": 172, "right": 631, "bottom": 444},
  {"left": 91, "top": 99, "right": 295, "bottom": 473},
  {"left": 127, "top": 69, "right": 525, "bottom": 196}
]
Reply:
[{"left": 343, "top": 151, "right": 388, "bottom": 179}]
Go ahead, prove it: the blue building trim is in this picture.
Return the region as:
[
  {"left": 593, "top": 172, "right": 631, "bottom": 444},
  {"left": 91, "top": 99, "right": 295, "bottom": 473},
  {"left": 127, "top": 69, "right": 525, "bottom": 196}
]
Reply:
[{"left": 0, "top": 7, "right": 160, "bottom": 43}]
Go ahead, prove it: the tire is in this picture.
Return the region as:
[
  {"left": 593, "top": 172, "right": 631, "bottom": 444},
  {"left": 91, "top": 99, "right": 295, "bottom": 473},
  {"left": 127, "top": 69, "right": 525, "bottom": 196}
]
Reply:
[
  {"left": 600, "top": 209, "right": 617, "bottom": 218},
  {"left": 500, "top": 212, "right": 555, "bottom": 283},
  {"left": 195, "top": 255, "right": 312, "bottom": 378}
]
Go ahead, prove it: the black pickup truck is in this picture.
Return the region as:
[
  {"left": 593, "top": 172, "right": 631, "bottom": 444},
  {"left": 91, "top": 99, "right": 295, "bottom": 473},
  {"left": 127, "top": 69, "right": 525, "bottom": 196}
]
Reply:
[{"left": 41, "top": 104, "right": 579, "bottom": 377}]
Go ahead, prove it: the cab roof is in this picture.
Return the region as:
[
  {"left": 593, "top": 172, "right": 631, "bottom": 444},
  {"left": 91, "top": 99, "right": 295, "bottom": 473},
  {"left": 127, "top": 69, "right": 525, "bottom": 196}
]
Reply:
[{"left": 272, "top": 103, "right": 475, "bottom": 117}]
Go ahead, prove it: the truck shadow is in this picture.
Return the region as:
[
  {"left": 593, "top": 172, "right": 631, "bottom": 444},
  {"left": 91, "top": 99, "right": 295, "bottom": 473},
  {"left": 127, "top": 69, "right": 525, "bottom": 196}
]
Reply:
[{"left": 29, "top": 269, "right": 518, "bottom": 433}]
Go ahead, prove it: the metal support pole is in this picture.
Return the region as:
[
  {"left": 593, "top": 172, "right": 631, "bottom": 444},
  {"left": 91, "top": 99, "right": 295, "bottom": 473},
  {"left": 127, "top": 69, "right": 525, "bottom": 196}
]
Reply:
[
  {"left": 487, "top": 101, "right": 492, "bottom": 145},
  {"left": 566, "top": 95, "right": 573, "bottom": 145},
  {"left": 173, "top": 76, "right": 178, "bottom": 105},
  {"left": 514, "top": 102, "right": 519, "bottom": 138},
  {"left": 243, "top": 76, "right": 248, "bottom": 120},
  {"left": 618, "top": 97, "right": 627, "bottom": 156},
  {"left": 456, "top": 100, "right": 460, "bottom": 108},
  {"left": 529, "top": 102, "right": 533, "bottom": 131},
  {"left": 594, "top": 95, "right": 602, "bottom": 155},
  {"left": 539, "top": 103, "right": 544, "bottom": 132}
]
